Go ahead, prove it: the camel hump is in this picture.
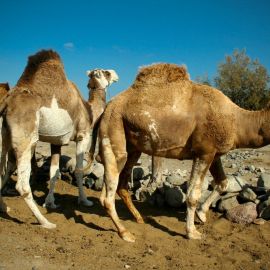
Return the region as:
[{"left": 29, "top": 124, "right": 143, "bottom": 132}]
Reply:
[
  {"left": 0, "top": 83, "right": 10, "bottom": 92},
  {"left": 134, "top": 63, "right": 190, "bottom": 86},
  {"left": 27, "top": 49, "right": 62, "bottom": 66}
]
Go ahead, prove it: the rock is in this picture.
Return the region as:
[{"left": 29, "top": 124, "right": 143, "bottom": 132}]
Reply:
[
  {"left": 84, "top": 177, "right": 95, "bottom": 188},
  {"left": 132, "top": 167, "right": 145, "bottom": 182},
  {"left": 135, "top": 187, "right": 151, "bottom": 202},
  {"left": 230, "top": 163, "right": 237, "bottom": 169},
  {"left": 245, "top": 165, "right": 255, "bottom": 172},
  {"left": 217, "top": 193, "right": 239, "bottom": 212},
  {"left": 164, "top": 186, "right": 186, "bottom": 207},
  {"left": 257, "top": 173, "right": 270, "bottom": 190},
  {"left": 226, "top": 175, "right": 248, "bottom": 193},
  {"left": 91, "top": 163, "right": 104, "bottom": 178},
  {"left": 239, "top": 187, "right": 258, "bottom": 203},
  {"left": 260, "top": 206, "right": 270, "bottom": 220},
  {"left": 226, "top": 202, "right": 258, "bottom": 224},
  {"left": 258, "top": 197, "right": 270, "bottom": 220},
  {"left": 93, "top": 177, "right": 103, "bottom": 191},
  {"left": 165, "top": 174, "right": 185, "bottom": 186},
  {"left": 256, "top": 167, "right": 265, "bottom": 174},
  {"left": 155, "top": 193, "right": 165, "bottom": 208}
]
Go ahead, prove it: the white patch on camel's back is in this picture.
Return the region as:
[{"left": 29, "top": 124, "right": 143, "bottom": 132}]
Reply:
[{"left": 39, "top": 97, "right": 74, "bottom": 143}]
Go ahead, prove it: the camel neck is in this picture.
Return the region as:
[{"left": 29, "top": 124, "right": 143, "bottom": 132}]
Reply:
[
  {"left": 235, "top": 108, "right": 270, "bottom": 148},
  {"left": 88, "top": 88, "right": 106, "bottom": 106},
  {"left": 87, "top": 88, "right": 107, "bottom": 124}
]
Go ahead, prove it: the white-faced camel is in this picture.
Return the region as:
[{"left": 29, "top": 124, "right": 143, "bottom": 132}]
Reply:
[
  {"left": 98, "top": 63, "right": 270, "bottom": 242},
  {"left": 0, "top": 50, "right": 118, "bottom": 228}
]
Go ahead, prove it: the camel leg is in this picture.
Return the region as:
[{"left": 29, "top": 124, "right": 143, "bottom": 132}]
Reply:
[
  {"left": 100, "top": 137, "right": 136, "bottom": 242},
  {"left": 196, "top": 157, "right": 228, "bottom": 223},
  {"left": 117, "top": 150, "right": 144, "bottom": 224},
  {"left": 186, "top": 155, "right": 213, "bottom": 240},
  {"left": 15, "top": 143, "right": 56, "bottom": 229},
  {"left": 76, "top": 136, "right": 93, "bottom": 207},
  {"left": 149, "top": 156, "right": 162, "bottom": 185},
  {"left": 83, "top": 122, "right": 99, "bottom": 173},
  {"left": 43, "top": 145, "right": 61, "bottom": 209},
  {"left": 0, "top": 136, "right": 10, "bottom": 213}
]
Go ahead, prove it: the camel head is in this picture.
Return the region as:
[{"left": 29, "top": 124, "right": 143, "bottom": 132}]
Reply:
[{"left": 86, "top": 69, "right": 119, "bottom": 91}]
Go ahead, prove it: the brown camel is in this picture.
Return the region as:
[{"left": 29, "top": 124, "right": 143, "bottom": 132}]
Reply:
[
  {"left": 98, "top": 63, "right": 270, "bottom": 242},
  {"left": 0, "top": 50, "right": 118, "bottom": 228}
]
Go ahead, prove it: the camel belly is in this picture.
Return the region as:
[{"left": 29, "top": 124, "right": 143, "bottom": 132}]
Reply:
[
  {"left": 127, "top": 130, "right": 192, "bottom": 159},
  {"left": 38, "top": 104, "right": 74, "bottom": 145}
]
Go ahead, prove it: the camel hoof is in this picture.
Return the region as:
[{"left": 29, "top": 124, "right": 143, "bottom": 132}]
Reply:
[
  {"left": 136, "top": 217, "right": 145, "bottom": 224},
  {"left": 41, "top": 222, "right": 56, "bottom": 229},
  {"left": 187, "top": 229, "right": 202, "bottom": 240},
  {"left": 196, "top": 209, "right": 207, "bottom": 223},
  {"left": 120, "top": 231, "right": 136, "bottom": 243},
  {"left": 43, "top": 202, "right": 60, "bottom": 209},
  {"left": 0, "top": 205, "right": 11, "bottom": 213},
  {"left": 78, "top": 198, "right": 94, "bottom": 207}
]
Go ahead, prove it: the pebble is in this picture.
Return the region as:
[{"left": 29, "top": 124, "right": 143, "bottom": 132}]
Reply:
[{"left": 257, "top": 173, "right": 270, "bottom": 190}]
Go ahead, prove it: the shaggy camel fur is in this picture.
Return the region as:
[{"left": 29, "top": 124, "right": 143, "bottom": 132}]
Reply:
[
  {"left": 0, "top": 50, "right": 118, "bottom": 228},
  {"left": 98, "top": 63, "right": 270, "bottom": 242}
]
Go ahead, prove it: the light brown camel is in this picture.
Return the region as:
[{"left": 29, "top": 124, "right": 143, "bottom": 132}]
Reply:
[
  {"left": 98, "top": 63, "right": 270, "bottom": 242},
  {"left": 43, "top": 67, "right": 117, "bottom": 209},
  {"left": 0, "top": 50, "right": 118, "bottom": 228}
]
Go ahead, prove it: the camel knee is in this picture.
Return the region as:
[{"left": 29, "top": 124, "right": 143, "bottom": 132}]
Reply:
[
  {"left": 187, "top": 189, "right": 201, "bottom": 208},
  {"left": 115, "top": 152, "right": 127, "bottom": 172},
  {"left": 103, "top": 198, "right": 113, "bottom": 212},
  {"left": 212, "top": 178, "right": 228, "bottom": 194},
  {"left": 15, "top": 182, "right": 31, "bottom": 197}
]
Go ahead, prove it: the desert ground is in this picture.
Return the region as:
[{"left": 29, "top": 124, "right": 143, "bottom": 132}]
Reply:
[{"left": 0, "top": 142, "right": 270, "bottom": 270}]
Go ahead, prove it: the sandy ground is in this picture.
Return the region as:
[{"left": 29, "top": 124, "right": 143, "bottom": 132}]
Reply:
[{"left": 0, "top": 143, "right": 270, "bottom": 270}]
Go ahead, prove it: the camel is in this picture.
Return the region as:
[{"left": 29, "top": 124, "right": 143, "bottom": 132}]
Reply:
[
  {"left": 0, "top": 49, "right": 118, "bottom": 228},
  {"left": 43, "top": 67, "right": 117, "bottom": 209},
  {"left": 97, "top": 63, "right": 270, "bottom": 242}
]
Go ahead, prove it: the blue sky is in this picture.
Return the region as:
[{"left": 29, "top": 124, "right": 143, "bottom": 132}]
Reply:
[{"left": 1, "top": 0, "right": 270, "bottom": 98}]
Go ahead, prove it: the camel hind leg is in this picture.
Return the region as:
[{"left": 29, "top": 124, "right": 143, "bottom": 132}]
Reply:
[
  {"left": 75, "top": 135, "right": 93, "bottom": 207},
  {"left": 100, "top": 136, "right": 136, "bottom": 242},
  {"left": 43, "top": 145, "right": 61, "bottom": 209},
  {"left": 0, "top": 129, "right": 10, "bottom": 213},
  {"left": 15, "top": 141, "right": 56, "bottom": 229},
  {"left": 186, "top": 154, "right": 214, "bottom": 239},
  {"left": 196, "top": 157, "right": 228, "bottom": 223},
  {"left": 117, "top": 148, "right": 144, "bottom": 224}
]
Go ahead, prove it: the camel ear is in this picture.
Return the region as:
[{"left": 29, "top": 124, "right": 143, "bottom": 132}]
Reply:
[{"left": 86, "top": 70, "right": 92, "bottom": 77}]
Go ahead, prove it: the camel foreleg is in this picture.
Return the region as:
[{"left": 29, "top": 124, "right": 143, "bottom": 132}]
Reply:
[{"left": 76, "top": 136, "right": 93, "bottom": 207}]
